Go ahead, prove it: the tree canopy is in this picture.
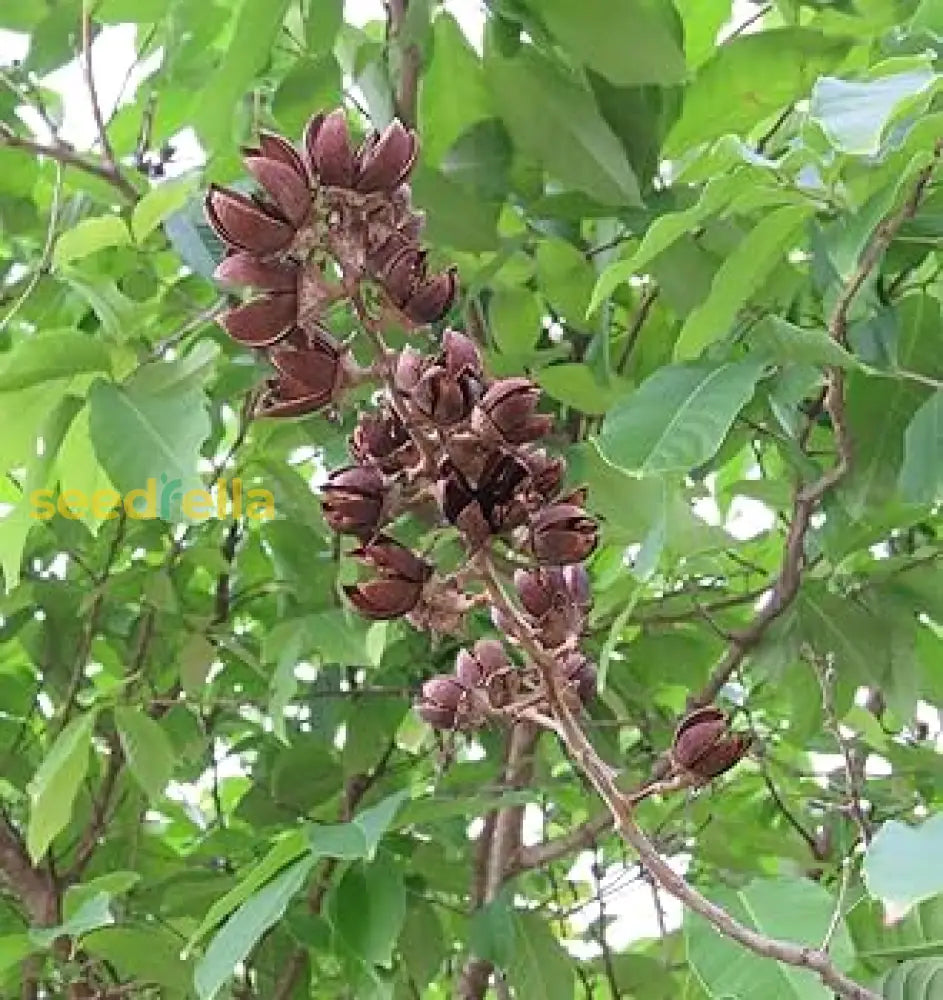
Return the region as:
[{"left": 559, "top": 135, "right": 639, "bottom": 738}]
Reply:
[{"left": 1, "top": 1, "right": 943, "bottom": 998}]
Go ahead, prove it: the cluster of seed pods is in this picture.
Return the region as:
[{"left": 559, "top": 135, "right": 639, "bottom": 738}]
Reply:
[{"left": 205, "top": 105, "right": 750, "bottom": 769}]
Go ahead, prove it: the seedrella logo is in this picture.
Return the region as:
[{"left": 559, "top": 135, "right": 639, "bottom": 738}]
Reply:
[{"left": 30, "top": 472, "right": 275, "bottom": 522}]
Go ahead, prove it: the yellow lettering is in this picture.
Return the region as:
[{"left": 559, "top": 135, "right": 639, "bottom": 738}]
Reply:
[
  {"left": 30, "top": 489, "right": 55, "bottom": 520},
  {"left": 57, "top": 489, "right": 86, "bottom": 520}
]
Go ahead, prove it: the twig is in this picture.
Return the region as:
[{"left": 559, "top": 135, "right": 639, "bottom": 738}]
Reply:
[
  {"left": 0, "top": 162, "right": 63, "bottom": 333},
  {"left": 592, "top": 849, "right": 621, "bottom": 999},
  {"left": 480, "top": 556, "right": 880, "bottom": 1000},
  {"left": 616, "top": 283, "right": 659, "bottom": 374},
  {"left": 0, "top": 124, "right": 137, "bottom": 201},
  {"left": 458, "top": 722, "right": 537, "bottom": 999},
  {"left": 81, "top": 6, "right": 117, "bottom": 170},
  {"left": 810, "top": 655, "right": 872, "bottom": 845}
]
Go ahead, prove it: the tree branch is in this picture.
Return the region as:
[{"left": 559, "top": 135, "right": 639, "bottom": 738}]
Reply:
[
  {"left": 386, "top": 0, "right": 420, "bottom": 126},
  {"left": 458, "top": 722, "right": 537, "bottom": 999},
  {"left": 480, "top": 557, "right": 880, "bottom": 1000},
  {"left": 0, "top": 125, "right": 137, "bottom": 201}
]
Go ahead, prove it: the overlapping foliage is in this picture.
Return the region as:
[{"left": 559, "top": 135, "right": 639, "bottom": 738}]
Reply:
[{"left": 1, "top": 0, "right": 943, "bottom": 997}]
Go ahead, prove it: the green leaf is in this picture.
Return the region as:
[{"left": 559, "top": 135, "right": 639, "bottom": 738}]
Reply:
[
  {"left": 273, "top": 54, "right": 341, "bottom": 137},
  {"left": 85, "top": 926, "right": 195, "bottom": 995},
  {"left": 535, "top": 238, "right": 595, "bottom": 321},
  {"left": 880, "top": 958, "right": 943, "bottom": 998},
  {"left": 490, "top": 287, "right": 543, "bottom": 353},
  {"left": 179, "top": 633, "right": 217, "bottom": 698},
  {"left": 419, "top": 13, "right": 492, "bottom": 165},
  {"left": 810, "top": 62, "right": 941, "bottom": 156},
  {"left": 63, "top": 872, "right": 140, "bottom": 920},
  {"left": 864, "top": 814, "right": 943, "bottom": 922},
  {"left": 0, "top": 936, "right": 33, "bottom": 975},
  {"left": 27, "top": 711, "right": 97, "bottom": 863},
  {"left": 674, "top": 205, "right": 812, "bottom": 359},
  {"left": 194, "top": 855, "right": 314, "bottom": 1000},
  {"left": 540, "top": 0, "right": 685, "bottom": 86},
  {"left": 309, "top": 790, "right": 409, "bottom": 861},
  {"left": 0, "top": 331, "right": 112, "bottom": 391},
  {"left": 486, "top": 46, "right": 642, "bottom": 206},
  {"left": 192, "top": 0, "right": 292, "bottom": 150},
  {"left": 1, "top": 393, "right": 82, "bottom": 591},
  {"left": 748, "top": 316, "right": 861, "bottom": 369},
  {"left": 686, "top": 877, "right": 855, "bottom": 998},
  {"left": 88, "top": 361, "right": 211, "bottom": 519},
  {"left": 596, "top": 358, "right": 767, "bottom": 475},
  {"left": 113, "top": 707, "right": 175, "bottom": 800},
  {"left": 898, "top": 390, "right": 943, "bottom": 504},
  {"left": 508, "top": 912, "right": 575, "bottom": 1000},
  {"left": 469, "top": 892, "right": 516, "bottom": 968},
  {"left": 305, "top": 0, "right": 342, "bottom": 53},
  {"left": 331, "top": 857, "right": 406, "bottom": 968},
  {"left": 186, "top": 829, "right": 310, "bottom": 953},
  {"left": 537, "top": 364, "right": 634, "bottom": 415},
  {"left": 587, "top": 173, "right": 741, "bottom": 315},
  {"left": 399, "top": 901, "right": 446, "bottom": 990},
  {"left": 29, "top": 892, "right": 113, "bottom": 947},
  {"left": 665, "top": 29, "right": 850, "bottom": 155},
  {"left": 131, "top": 175, "right": 199, "bottom": 243},
  {"left": 53, "top": 216, "right": 131, "bottom": 267}
]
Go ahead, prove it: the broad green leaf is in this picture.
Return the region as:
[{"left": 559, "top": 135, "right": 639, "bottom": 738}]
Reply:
[
  {"left": 192, "top": 0, "right": 292, "bottom": 150},
  {"left": 398, "top": 901, "right": 446, "bottom": 990},
  {"left": 85, "top": 926, "right": 195, "bottom": 995},
  {"left": 674, "top": 205, "right": 812, "bottom": 359},
  {"left": 27, "top": 711, "right": 97, "bottom": 863},
  {"left": 54, "top": 404, "right": 118, "bottom": 534},
  {"left": 419, "top": 13, "right": 492, "bottom": 164},
  {"left": 864, "top": 814, "right": 943, "bottom": 922},
  {"left": 537, "top": 364, "right": 634, "bottom": 415},
  {"left": 29, "top": 892, "right": 113, "bottom": 947},
  {"left": 53, "top": 216, "right": 131, "bottom": 267},
  {"left": 88, "top": 361, "right": 212, "bottom": 519},
  {"left": 63, "top": 872, "right": 140, "bottom": 920},
  {"left": 185, "top": 829, "right": 310, "bottom": 952},
  {"left": 539, "top": 0, "right": 685, "bottom": 86},
  {"left": 113, "top": 707, "right": 175, "bottom": 800},
  {"left": 880, "top": 958, "right": 943, "bottom": 998},
  {"left": 194, "top": 855, "right": 314, "bottom": 1000},
  {"left": 179, "top": 633, "right": 218, "bottom": 698},
  {"left": 748, "top": 316, "right": 860, "bottom": 369},
  {"left": 686, "top": 877, "right": 855, "bottom": 998},
  {"left": 810, "top": 62, "right": 940, "bottom": 156},
  {"left": 0, "top": 331, "right": 112, "bottom": 391},
  {"left": 131, "top": 175, "right": 200, "bottom": 243},
  {"left": 469, "top": 892, "right": 516, "bottom": 968},
  {"left": 665, "top": 29, "right": 850, "bottom": 155},
  {"left": 486, "top": 46, "right": 642, "bottom": 206},
  {"left": 273, "top": 54, "right": 341, "bottom": 136},
  {"left": 490, "top": 287, "right": 543, "bottom": 353},
  {"left": 587, "top": 173, "right": 740, "bottom": 315},
  {"left": 535, "top": 238, "right": 595, "bottom": 321},
  {"left": 309, "top": 789, "right": 409, "bottom": 860},
  {"left": 898, "top": 390, "right": 943, "bottom": 504},
  {"left": 331, "top": 857, "right": 406, "bottom": 968},
  {"left": 0, "top": 394, "right": 82, "bottom": 590},
  {"left": 842, "top": 295, "right": 941, "bottom": 515},
  {"left": 305, "top": 0, "right": 342, "bottom": 53},
  {"left": 596, "top": 358, "right": 767, "bottom": 475},
  {"left": 0, "top": 936, "right": 33, "bottom": 975},
  {"left": 508, "top": 912, "right": 575, "bottom": 1000}
]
